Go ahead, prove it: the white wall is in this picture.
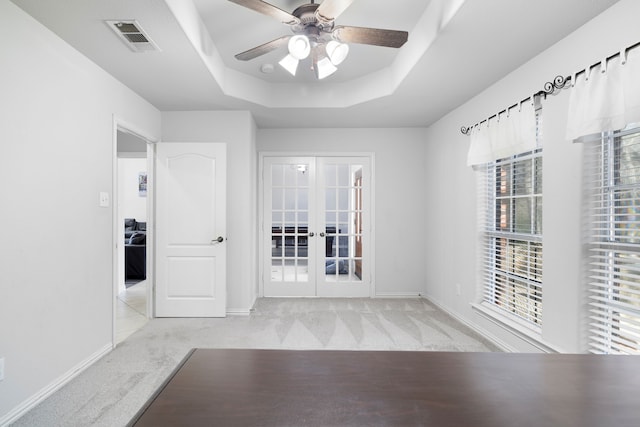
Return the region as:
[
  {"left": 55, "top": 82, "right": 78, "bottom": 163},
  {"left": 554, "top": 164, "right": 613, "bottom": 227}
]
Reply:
[
  {"left": 0, "top": 1, "right": 161, "bottom": 422},
  {"left": 161, "top": 111, "right": 258, "bottom": 314},
  {"left": 423, "top": 0, "right": 640, "bottom": 352},
  {"left": 258, "top": 128, "right": 429, "bottom": 296}
]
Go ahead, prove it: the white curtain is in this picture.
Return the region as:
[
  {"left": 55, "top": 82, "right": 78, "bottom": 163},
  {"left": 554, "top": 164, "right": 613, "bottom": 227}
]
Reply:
[
  {"left": 566, "top": 46, "right": 640, "bottom": 141},
  {"left": 466, "top": 99, "right": 537, "bottom": 166}
]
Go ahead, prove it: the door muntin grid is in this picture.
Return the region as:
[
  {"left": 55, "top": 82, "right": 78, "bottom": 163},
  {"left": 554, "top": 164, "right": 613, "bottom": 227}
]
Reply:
[{"left": 322, "top": 163, "right": 364, "bottom": 283}]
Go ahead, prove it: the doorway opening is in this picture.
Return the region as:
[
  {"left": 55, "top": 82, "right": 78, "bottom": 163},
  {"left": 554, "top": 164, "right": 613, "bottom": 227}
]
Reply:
[{"left": 116, "top": 129, "right": 150, "bottom": 343}]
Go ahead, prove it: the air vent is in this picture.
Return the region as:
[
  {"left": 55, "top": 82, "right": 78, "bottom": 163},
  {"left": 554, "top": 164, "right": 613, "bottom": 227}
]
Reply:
[{"left": 106, "top": 20, "right": 160, "bottom": 53}]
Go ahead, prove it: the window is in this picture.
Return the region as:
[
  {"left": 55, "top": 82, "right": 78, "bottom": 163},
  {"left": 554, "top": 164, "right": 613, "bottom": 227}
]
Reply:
[
  {"left": 481, "top": 149, "right": 543, "bottom": 329},
  {"left": 586, "top": 126, "right": 640, "bottom": 354}
]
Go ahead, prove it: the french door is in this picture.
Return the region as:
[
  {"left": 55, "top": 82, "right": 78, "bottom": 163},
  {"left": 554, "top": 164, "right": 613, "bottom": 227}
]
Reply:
[{"left": 263, "top": 156, "right": 371, "bottom": 297}]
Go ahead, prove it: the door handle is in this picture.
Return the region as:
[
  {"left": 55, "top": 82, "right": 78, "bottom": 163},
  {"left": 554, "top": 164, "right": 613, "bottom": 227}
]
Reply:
[
  {"left": 211, "top": 236, "right": 224, "bottom": 244},
  {"left": 319, "top": 232, "right": 325, "bottom": 237},
  {"left": 309, "top": 232, "right": 315, "bottom": 237}
]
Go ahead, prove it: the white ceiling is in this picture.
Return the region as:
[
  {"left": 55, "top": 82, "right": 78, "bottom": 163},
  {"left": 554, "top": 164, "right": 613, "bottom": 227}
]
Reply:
[{"left": 11, "top": 0, "right": 620, "bottom": 128}]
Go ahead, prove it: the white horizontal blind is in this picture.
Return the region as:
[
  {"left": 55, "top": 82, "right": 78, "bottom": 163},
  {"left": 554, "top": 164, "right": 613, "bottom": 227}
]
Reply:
[
  {"left": 586, "top": 126, "right": 640, "bottom": 354},
  {"left": 482, "top": 150, "right": 543, "bottom": 328}
]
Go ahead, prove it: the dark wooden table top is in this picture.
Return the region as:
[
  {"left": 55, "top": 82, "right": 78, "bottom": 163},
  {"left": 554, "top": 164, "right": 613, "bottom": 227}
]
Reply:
[{"left": 130, "top": 348, "right": 640, "bottom": 427}]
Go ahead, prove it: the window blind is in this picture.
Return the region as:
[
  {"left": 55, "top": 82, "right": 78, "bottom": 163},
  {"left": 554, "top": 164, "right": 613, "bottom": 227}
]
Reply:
[
  {"left": 481, "top": 150, "right": 543, "bottom": 328},
  {"left": 586, "top": 126, "right": 640, "bottom": 354}
]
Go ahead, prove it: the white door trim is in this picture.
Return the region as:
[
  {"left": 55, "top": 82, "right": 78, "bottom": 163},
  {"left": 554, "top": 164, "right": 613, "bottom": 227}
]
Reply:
[
  {"left": 112, "top": 116, "right": 158, "bottom": 348},
  {"left": 258, "top": 151, "right": 376, "bottom": 298}
]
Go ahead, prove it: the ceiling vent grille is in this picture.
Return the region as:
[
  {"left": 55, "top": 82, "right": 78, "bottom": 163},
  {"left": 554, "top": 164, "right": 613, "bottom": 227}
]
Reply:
[{"left": 106, "top": 20, "right": 160, "bottom": 53}]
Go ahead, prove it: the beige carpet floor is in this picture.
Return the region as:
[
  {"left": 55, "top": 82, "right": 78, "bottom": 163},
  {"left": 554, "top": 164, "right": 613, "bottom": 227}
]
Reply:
[{"left": 12, "top": 298, "right": 500, "bottom": 427}]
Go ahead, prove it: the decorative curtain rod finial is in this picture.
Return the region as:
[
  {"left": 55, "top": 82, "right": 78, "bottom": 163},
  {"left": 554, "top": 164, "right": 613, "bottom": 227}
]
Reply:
[
  {"left": 461, "top": 126, "right": 471, "bottom": 135},
  {"left": 543, "top": 75, "right": 570, "bottom": 96}
]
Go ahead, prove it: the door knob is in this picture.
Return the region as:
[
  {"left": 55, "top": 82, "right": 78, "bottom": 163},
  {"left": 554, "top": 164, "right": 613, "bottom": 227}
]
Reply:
[
  {"left": 319, "top": 232, "right": 325, "bottom": 237},
  {"left": 211, "top": 236, "right": 224, "bottom": 244},
  {"left": 309, "top": 232, "right": 315, "bottom": 237}
]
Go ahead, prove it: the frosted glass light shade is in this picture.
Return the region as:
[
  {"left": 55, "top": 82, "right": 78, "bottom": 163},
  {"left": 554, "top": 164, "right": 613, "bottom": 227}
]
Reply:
[
  {"left": 279, "top": 54, "right": 299, "bottom": 76},
  {"left": 326, "top": 40, "right": 349, "bottom": 65},
  {"left": 288, "top": 35, "right": 311, "bottom": 60},
  {"left": 315, "top": 56, "right": 337, "bottom": 79}
]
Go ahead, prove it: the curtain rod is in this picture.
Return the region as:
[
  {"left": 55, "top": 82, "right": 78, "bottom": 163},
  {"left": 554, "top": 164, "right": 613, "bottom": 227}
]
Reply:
[{"left": 460, "top": 40, "right": 640, "bottom": 136}]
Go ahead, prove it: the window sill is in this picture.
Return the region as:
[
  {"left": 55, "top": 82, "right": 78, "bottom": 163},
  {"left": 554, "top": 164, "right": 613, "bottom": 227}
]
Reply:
[{"left": 471, "top": 303, "right": 561, "bottom": 353}]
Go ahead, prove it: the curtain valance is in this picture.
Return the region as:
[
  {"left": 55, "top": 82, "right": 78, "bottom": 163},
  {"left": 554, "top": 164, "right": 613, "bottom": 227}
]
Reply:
[
  {"left": 466, "top": 100, "right": 537, "bottom": 166},
  {"left": 566, "top": 47, "right": 640, "bottom": 141}
]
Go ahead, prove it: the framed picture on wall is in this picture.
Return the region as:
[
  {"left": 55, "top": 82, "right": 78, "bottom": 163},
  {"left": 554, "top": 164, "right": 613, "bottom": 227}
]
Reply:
[{"left": 138, "top": 172, "right": 147, "bottom": 197}]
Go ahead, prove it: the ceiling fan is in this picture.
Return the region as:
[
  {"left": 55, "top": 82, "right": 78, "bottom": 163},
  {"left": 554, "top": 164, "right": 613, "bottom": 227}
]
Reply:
[{"left": 228, "top": 0, "right": 409, "bottom": 79}]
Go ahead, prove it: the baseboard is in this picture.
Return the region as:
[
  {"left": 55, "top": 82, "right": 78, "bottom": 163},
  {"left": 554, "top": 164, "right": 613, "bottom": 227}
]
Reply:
[
  {"left": 226, "top": 308, "right": 251, "bottom": 316},
  {"left": 420, "top": 295, "right": 517, "bottom": 353},
  {"left": 0, "top": 343, "right": 112, "bottom": 427},
  {"left": 374, "top": 292, "right": 422, "bottom": 298}
]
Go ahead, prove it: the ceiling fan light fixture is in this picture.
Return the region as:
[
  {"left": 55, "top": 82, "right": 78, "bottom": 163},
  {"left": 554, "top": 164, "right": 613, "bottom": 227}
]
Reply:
[
  {"left": 288, "top": 35, "right": 311, "bottom": 60},
  {"left": 326, "top": 40, "right": 349, "bottom": 65},
  {"left": 279, "top": 54, "right": 299, "bottom": 76},
  {"left": 314, "top": 56, "right": 338, "bottom": 80}
]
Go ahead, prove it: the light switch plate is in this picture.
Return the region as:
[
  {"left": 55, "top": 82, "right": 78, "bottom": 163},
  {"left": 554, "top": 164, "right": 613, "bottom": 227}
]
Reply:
[{"left": 99, "top": 192, "right": 110, "bottom": 207}]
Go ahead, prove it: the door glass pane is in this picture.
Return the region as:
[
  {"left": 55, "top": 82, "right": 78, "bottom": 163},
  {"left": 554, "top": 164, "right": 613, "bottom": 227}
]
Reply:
[
  {"left": 297, "top": 189, "right": 308, "bottom": 210},
  {"left": 325, "top": 164, "right": 337, "bottom": 187},
  {"left": 284, "top": 165, "right": 297, "bottom": 185},
  {"left": 297, "top": 235, "right": 308, "bottom": 257},
  {"left": 338, "top": 188, "right": 349, "bottom": 210},
  {"left": 272, "top": 189, "right": 283, "bottom": 210},
  {"left": 285, "top": 211, "right": 295, "bottom": 224},
  {"left": 338, "top": 164, "right": 349, "bottom": 186},
  {"left": 284, "top": 188, "right": 296, "bottom": 210},
  {"left": 326, "top": 188, "right": 336, "bottom": 210},
  {"left": 338, "top": 223, "right": 349, "bottom": 234},
  {"left": 270, "top": 163, "right": 309, "bottom": 283}
]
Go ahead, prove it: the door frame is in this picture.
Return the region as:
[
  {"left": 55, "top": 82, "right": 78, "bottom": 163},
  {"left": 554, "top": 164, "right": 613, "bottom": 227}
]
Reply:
[
  {"left": 112, "top": 116, "right": 158, "bottom": 348},
  {"left": 258, "top": 152, "right": 376, "bottom": 298}
]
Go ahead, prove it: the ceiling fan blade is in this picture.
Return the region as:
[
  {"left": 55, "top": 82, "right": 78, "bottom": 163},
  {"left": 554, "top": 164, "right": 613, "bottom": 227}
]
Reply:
[
  {"left": 315, "top": 0, "right": 355, "bottom": 22},
  {"left": 333, "top": 26, "right": 408, "bottom": 48},
  {"left": 235, "top": 35, "right": 291, "bottom": 61},
  {"left": 228, "top": 0, "right": 300, "bottom": 25}
]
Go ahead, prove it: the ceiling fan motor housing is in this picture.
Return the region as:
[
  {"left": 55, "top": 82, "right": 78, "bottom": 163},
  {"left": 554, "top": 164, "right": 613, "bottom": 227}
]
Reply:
[{"left": 291, "top": 3, "right": 334, "bottom": 38}]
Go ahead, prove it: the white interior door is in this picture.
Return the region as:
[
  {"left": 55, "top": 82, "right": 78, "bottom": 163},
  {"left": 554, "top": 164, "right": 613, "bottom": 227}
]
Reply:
[
  {"left": 156, "top": 143, "right": 226, "bottom": 317},
  {"left": 263, "top": 156, "right": 370, "bottom": 297}
]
